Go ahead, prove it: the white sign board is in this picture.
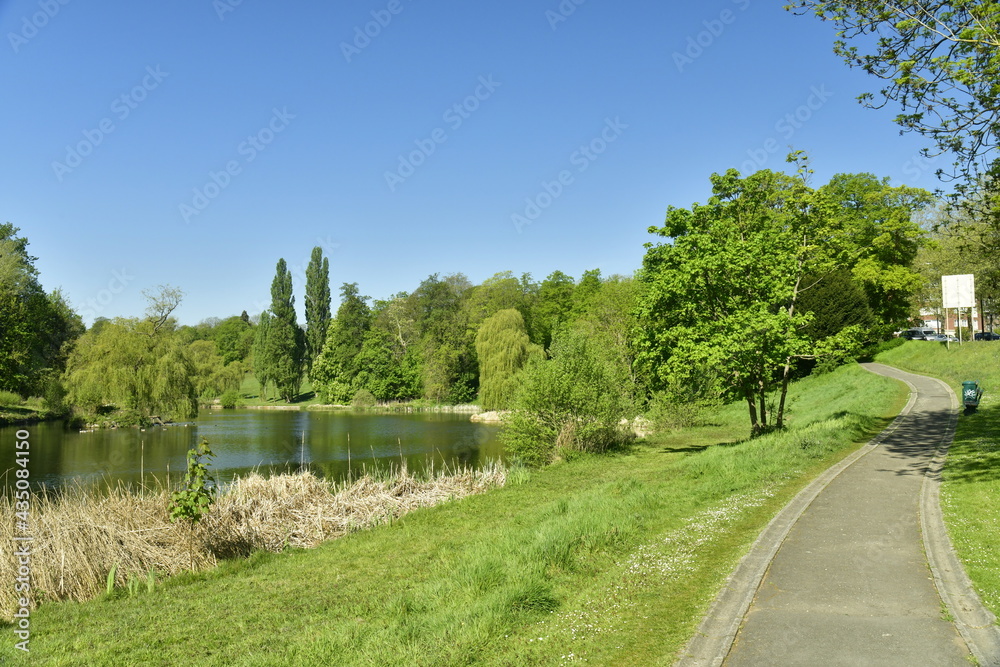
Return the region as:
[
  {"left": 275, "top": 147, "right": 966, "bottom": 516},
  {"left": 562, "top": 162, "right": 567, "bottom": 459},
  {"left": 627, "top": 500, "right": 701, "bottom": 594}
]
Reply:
[{"left": 942, "top": 274, "right": 975, "bottom": 309}]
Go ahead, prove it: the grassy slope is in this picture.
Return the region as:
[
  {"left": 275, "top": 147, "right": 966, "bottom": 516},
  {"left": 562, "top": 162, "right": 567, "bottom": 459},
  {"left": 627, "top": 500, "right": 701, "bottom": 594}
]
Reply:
[
  {"left": 1, "top": 364, "right": 906, "bottom": 666},
  {"left": 875, "top": 340, "right": 1000, "bottom": 617}
]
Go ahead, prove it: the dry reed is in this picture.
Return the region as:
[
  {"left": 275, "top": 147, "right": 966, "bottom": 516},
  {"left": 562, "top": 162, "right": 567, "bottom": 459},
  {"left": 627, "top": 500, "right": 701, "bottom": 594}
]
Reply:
[{"left": 0, "top": 463, "right": 506, "bottom": 620}]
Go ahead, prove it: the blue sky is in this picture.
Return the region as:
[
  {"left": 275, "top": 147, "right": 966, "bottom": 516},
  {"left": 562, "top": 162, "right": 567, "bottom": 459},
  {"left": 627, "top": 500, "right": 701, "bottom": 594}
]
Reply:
[{"left": 2, "top": 0, "right": 941, "bottom": 326}]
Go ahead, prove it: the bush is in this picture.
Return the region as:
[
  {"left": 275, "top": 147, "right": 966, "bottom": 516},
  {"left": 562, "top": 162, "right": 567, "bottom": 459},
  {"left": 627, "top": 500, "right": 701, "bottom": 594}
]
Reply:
[
  {"left": 501, "top": 331, "right": 634, "bottom": 467},
  {"left": 0, "top": 390, "right": 23, "bottom": 407},
  {"left": 858, "top": 336, "right": 906, "bottom": 362},
  {"left": 219, "top": 390, "right": 242, "bottom": 410},
  {"left": 351, "top": 389, "right": 377, "bottom": 408},
  {"left": 645, "top": 392, "right": 702, "bottom": 432}
]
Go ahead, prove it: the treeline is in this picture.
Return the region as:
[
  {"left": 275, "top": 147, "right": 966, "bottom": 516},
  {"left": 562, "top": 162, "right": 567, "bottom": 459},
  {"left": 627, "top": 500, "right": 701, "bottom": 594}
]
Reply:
[{"left": 5, "top": 163, "right": 997, "bottom": 454}]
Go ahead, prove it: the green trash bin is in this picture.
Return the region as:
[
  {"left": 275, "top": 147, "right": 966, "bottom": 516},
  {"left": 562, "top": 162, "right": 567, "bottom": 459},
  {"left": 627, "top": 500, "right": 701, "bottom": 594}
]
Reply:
[{"left": 962, "top": 381, "right": 983, "bottom": 410}]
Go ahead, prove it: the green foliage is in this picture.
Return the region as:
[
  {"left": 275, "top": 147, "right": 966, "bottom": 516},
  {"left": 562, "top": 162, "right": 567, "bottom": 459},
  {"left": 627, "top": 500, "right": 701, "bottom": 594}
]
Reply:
[
  {"left": 262, "top": 259, "right": 305, "bottom": 402},
  {"left": 304, "top": 246, "right": 332, "bottom": 373},
  {"left": 0, "top": 390, "right": 22, "bottom": 407},
  {"left": 63, "top": 316, "right": 198, "bottom": 421},
  {"left": 787, "top": 1, "right": 1000, "bottom": 194},
  {"left": 821, "top": 173, "right": 933, "bottom": 326},
  {"left": 252, "top": 311, "right": 273, "bottom": 399},
  {"left": 637, "top": 162, "right": 842, "bottom": 435},
  {"left": 350, "top": 329, "right": 421, "bottom": 401},
  {"left": 532, "top": 270, "right": 576, "bottom": 349},
  {"left": 475, "top": 309, "right": 541, "bottom": 411},
  {"left": 169, "top": 438, "right": 217, "bottom": 525},
  {"left": 311, "top": 282, "right": 372, "bottom": 399},
  {"left": 219, "top": 389, "right": 241, "bottom": 409},
  {"left": 501, "top": 330, "right": 635, "bottom": 466},
  {"left": 212, "top": 316, "right": 253, "bottom": 365},
  {"left": 350, "top": 388, "right": 377, "bottom": 408},
  {"left": 0, "top": 225, "right": 84, "bottom": 396}
]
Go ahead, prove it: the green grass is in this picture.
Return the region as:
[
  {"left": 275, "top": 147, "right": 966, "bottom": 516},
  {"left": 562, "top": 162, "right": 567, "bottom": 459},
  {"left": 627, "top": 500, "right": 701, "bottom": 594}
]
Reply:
[
  {"left": 233, "top": 374, "right": 321, "bottom": 407},
  {"left": 0, "top": 364, "right": 906, "bottom": 666},
  {"left": 875, "top": 340, "right": 1000, "bottom": 618}
]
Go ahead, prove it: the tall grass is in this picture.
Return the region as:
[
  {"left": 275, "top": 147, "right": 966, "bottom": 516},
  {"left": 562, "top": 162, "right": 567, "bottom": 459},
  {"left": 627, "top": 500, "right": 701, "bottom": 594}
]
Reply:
[{"left": 0, "top": 464, "right": 505, "bottom": 620}]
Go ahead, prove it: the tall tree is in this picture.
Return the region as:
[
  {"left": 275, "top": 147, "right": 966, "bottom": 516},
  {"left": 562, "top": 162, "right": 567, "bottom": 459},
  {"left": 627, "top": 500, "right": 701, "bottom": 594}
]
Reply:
[
  {"left": 533, "top": 270, "right": 576, "bottom": 349},
  {"left": 304, "top": 246, "right": 331, "bottom": 375},
  {"left": 252, "top": 311, "right": 273, "bottom": 400},
  {"left": 267, "top": 259, "right": 305, "bottom": 402},
  {"left": 822, "top": 173, "right": 934, "bottom": 327},
  {"left": 475, "top": 309, "right": 541, "bottom": 411},
  {"left": 637, "top": 159, "right": 859, "bottom": 436},
  {"left": 63, "top": 290, "right": 197, "bottom": 421},
  {"left": 311, "top": 282, "right": 371, "bottom": 403},
  {"left": 0, "top": 223, "right": 83, "bottom": 396}
]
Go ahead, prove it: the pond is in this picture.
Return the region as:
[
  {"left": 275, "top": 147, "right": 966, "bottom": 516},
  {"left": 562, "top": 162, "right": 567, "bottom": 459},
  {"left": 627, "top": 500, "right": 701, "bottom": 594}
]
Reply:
[{"left": 0, "top": 409, "right": 503, "bottom": 494}]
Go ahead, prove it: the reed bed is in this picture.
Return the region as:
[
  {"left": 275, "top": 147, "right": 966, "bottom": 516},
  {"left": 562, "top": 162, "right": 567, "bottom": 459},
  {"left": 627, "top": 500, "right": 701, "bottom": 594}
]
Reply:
[{"left": 0, "top": 463, "right": 506, "bottom": 620}]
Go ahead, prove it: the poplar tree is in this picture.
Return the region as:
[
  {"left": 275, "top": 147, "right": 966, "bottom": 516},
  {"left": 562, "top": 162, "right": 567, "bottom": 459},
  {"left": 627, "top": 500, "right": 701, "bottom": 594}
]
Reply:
[
  {"left": 304, "top": 246, "right": 331, "bottom": 375},
  {"left": 267, "top": 259, "right": 305, "bottom": 402}
]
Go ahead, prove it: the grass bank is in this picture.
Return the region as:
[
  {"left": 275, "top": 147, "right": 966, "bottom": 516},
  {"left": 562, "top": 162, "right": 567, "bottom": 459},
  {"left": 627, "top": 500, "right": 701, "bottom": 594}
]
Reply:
[
  {"left": 0, "top": 363, "right": 906, "bottom": 665},
  {"left": 875, "top": 340, "right": 1000, "bottom": 617},
  {"left": 0, "top": 466, "right": 504, "bottom": 622}
]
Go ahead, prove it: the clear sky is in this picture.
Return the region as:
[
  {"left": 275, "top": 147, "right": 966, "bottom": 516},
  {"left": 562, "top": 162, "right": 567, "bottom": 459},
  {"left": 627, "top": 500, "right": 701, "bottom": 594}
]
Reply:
[{"left": 2, "top": 0, "right": 940, "bottom": 326}]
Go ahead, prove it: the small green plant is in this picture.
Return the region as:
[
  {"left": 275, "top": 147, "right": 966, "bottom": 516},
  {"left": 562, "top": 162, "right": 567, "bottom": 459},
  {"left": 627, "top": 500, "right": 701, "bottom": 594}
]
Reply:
[
  {"left": 169, "top": 438, "right": 217, "bottom": 569},
  {"left": 146, "top": 569, "right": 156, "bottom": 594},
  {"left": 105, "top": 563, "right": 118, "bottom": 596}
]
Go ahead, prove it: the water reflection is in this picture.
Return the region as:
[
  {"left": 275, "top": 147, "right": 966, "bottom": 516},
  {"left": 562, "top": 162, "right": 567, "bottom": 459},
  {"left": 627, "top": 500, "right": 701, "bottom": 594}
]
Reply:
[{"left": 0, "top": 410, "right": 503, "bottom": 494}]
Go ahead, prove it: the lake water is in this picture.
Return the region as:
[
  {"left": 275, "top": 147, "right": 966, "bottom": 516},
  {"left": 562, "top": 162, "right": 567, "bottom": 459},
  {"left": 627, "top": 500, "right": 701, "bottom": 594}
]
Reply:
[{"left": 0, "top": 409, "right": 503, "bottom": 494}]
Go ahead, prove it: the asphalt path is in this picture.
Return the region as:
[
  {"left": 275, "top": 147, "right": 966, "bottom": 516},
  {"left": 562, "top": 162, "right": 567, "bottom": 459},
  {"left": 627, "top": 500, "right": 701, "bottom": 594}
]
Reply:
[{"left": 677, "top": 363, "right": 1000, "bottom": 666}]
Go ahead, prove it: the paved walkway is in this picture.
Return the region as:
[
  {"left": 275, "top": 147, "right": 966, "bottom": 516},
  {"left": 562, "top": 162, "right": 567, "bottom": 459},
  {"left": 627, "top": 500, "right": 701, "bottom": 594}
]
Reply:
[{"left": 678, "top": 363, "right": 1000, "bottom": 666}]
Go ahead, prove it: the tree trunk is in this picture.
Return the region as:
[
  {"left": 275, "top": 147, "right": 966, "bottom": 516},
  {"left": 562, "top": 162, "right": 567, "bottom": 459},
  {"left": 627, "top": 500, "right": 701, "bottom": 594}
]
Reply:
[
  {"left": 777, "top": 357, "right": 792, "bottom": 429},
  {"left": 746, "top": 393, "right": 759, "bottom": 434}
]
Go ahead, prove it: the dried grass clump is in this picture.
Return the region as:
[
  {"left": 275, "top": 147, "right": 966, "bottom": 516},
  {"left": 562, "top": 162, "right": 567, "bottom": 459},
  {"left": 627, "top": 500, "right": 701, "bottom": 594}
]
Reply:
[{"left": 0, "top": 463, "right": 505, "bottom": 620}]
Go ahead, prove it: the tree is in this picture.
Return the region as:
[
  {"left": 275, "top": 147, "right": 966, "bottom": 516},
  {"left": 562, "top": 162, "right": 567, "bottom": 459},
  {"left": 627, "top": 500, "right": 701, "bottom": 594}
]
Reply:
[
  {"left": 304, "top": 246, "right": 331, "bottom": 375},
  {"left": 475, "top": 309, "right": 542, "bottom": 411},
  {"left": 266, "top": 259, "right": 305, "bottom": 402},
  {"left": 821, "top": 173, "right": 934, "bottom": 327},
  {"left": 63, "top": 312, "right": 198, "bottom": 422},
  {"left": 637, "top": 159, "right": 859, "bottom": 436},
  {"left": 0, "top": 224, "right": 83, "bottom": 397},
  {"left": 410, "top": 274, "right": 476, "bottom": 403},
  {"left": 252, "top": 311, "right": 273, "bottom": 399},
  {"left": 532, "top": 270, "right": 576, "bottom": 349},
  {"left": 351, "top": 329, "right": 421, "bottom": 401},
  {"left": 788, "top": 1, "right": 1000, "bottom": 193},
  {"left": 213, "top": 315, "right": 253, "bottom": 365},
  {"left": 311, "top": 283, "right": 371, "bottom": 403}
]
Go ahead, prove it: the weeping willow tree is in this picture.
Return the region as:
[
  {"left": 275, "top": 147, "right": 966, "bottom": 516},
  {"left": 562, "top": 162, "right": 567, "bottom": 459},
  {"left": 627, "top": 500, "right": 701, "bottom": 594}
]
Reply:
[
  {"left": 63, "top": 285, "right": 197, "bottom": 422},
  {"left": 475, "top": 309, "right": 542, "bottom": 411},
  {"left": 63, "top": 318, "right": 197, "bottom": 421}
]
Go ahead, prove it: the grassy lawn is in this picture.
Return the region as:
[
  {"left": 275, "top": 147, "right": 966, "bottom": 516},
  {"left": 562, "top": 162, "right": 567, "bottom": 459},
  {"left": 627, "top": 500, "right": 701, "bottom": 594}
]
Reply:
[
  {"left": 0, "top": 364, "right": 906, "bottom": 665},
  {"left": 875, "top": 340, "right": 1000, "bottom": 618},
  {"left": 233, "top": 375, "right": 321, "bottom": 407}
]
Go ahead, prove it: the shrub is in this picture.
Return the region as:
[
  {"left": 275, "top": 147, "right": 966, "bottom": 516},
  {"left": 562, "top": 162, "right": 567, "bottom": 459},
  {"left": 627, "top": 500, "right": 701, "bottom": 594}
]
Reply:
[
  {"left": 0, "top": 390, "right": 23, "bottom": 407},
  {"left": 351, "top": 389, "right": 377, "bottom": 408},
  {"left": 645, "top": 392, "right": 702, "bottom": 432},
  {"left": 501, "top": 330, "right": 634, "bottom": 466},
  {"left": 858, "top": 336, "right": 906, "bottom": 362},
  {"left": 219, "top": 390, "right": 241, "bottom": 410}
]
